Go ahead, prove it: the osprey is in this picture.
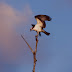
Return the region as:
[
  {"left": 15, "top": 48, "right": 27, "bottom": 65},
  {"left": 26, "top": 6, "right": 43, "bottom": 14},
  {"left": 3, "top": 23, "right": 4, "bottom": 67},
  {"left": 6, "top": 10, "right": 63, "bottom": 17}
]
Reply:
[{"left": 30, "top": 15, "right": 52, "bottom": 37}]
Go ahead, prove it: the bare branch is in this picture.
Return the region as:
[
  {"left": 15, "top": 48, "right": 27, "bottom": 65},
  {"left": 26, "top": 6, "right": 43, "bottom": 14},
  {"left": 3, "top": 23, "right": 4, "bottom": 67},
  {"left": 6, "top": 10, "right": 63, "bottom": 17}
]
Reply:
[
  {"left": 21, "top": 35, "right": 34, "bottom": 53},
  {"left": 33, "top": 52, "right": 36, "bottom": 72},
  {"left": 35, "top": 37, "right": 38, "bottom": 53},
  {"left": 21, "top": 35, "right": 38, "bottom": 72},
  {"left": 33, "top": 37, "right": 38, "bottom": 72}
]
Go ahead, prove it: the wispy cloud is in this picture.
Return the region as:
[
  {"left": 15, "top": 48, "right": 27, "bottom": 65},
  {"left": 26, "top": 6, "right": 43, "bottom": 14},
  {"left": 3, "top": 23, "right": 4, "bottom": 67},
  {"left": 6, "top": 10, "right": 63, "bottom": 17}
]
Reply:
[{"left": 0, "top": 3, "right": 33, "bottom": 64}]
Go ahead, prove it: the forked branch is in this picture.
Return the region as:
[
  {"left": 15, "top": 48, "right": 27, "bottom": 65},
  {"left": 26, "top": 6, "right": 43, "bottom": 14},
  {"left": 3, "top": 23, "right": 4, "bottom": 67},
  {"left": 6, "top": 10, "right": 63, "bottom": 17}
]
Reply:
[{"left": 21, "top": 35, "right": 38, "bottom": 72}]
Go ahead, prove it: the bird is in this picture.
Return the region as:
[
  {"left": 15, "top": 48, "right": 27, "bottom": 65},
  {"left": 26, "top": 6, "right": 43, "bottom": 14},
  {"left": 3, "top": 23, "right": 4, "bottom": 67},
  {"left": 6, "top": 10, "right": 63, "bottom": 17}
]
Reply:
[{"left": 30, "top": 15, "right": 52, "bottom": 37}]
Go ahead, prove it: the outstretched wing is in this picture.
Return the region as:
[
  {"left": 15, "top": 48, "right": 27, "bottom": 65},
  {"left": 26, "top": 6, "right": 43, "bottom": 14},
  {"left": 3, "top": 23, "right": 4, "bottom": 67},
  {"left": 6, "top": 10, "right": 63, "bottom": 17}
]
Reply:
[
  {"left": 35, "top": 15, "right": 52, "bottom": 28},
  {"left": 35, "top": 15, "right": 52, "bottom": 21}
]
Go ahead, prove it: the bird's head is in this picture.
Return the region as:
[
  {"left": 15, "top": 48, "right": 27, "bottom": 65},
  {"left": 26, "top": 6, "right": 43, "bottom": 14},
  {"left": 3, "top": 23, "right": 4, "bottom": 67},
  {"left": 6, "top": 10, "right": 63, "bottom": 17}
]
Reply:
[{"left": 30, "top": 24, "right": 35, "bottom": 31}]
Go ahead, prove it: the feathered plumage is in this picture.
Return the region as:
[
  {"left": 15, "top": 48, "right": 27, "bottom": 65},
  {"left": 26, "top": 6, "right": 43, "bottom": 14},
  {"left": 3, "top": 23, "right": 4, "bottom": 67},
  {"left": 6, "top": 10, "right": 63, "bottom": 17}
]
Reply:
[{"left": 30, "top": 15, "right": 52, "bottom": 37}]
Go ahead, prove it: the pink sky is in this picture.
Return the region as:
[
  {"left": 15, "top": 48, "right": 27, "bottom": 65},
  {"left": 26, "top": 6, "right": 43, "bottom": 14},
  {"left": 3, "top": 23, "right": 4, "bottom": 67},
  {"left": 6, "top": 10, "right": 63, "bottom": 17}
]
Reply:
[{"left": 0, "top": 3, "right": 33, "bottom": 64}]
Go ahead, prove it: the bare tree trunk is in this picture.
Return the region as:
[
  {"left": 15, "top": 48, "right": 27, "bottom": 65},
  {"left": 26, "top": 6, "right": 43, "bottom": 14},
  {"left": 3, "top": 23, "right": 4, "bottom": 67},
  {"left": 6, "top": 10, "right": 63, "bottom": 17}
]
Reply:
[
  {"left": 33, "top": 52, "right": 36, "bottom": 72},
  {"left": 21, "top": 35, "right": 38, "bottom": 72}
]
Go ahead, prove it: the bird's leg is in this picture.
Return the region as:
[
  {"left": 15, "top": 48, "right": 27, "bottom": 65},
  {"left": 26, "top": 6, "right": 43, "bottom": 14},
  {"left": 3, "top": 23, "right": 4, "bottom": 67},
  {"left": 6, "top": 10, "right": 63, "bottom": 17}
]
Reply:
[
  {"left": 39, "top": 32, "right": 41, "bottom": 36},
  {"left": 35, "top": 32, "right": 39, "bottom": 38}
]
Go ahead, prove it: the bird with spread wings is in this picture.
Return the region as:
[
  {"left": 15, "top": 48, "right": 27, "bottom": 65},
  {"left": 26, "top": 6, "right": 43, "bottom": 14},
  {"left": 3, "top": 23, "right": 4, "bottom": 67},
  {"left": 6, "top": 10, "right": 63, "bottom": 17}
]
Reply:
[{"left": 30, "top": 15, "right": 52, "bottom": 37}]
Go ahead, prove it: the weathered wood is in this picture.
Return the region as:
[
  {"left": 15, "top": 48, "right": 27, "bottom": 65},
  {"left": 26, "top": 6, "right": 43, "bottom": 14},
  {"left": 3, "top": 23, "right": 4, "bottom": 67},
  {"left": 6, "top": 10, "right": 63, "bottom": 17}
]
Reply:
[
  {"left": 21, "top": 35, "right": 34, "bottom": 53},
  {"left": 21, "top": 35, "right": 38, "bottom": 72}
]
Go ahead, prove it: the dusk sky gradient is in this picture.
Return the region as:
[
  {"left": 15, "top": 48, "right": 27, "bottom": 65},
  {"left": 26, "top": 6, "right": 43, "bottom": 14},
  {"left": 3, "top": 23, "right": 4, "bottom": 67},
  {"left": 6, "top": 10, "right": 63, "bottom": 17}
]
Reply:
[{"left": 0, "top": 0, "right": 72, "bottom": 72}]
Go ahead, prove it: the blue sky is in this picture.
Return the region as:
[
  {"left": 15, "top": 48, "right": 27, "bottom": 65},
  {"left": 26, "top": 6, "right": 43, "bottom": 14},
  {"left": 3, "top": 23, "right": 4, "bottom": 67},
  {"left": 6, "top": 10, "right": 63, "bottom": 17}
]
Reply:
[{"left": 0, "top": 0, "right": 72, "bottom": 72}]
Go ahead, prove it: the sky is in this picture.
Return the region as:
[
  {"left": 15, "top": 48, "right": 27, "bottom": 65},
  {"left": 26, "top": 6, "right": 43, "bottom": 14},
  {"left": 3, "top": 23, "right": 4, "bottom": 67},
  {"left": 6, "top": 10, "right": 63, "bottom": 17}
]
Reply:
[{"left": 0, "top": 0, "right": 72, "bottom": 72}]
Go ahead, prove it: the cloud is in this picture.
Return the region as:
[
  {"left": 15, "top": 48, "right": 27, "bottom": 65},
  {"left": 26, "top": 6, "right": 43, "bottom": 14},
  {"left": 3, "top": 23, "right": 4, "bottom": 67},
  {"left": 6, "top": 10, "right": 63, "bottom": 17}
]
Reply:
[
  {"left": 0, "top": 3, "right": 33, "bottom": 64},
  {"left": 0, "top": 3, "right": 32, "bottom": 25}
]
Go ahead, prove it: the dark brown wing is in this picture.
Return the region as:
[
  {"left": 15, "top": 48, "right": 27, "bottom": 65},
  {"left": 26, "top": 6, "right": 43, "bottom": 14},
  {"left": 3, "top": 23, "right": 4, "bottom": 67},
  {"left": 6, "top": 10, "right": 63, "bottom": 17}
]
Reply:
[
  {"left": 35, "top": 15, "right": 52, "bottom": 21},
  {"left": 35, "top": 15, "right": 52, "bottom": 28}
]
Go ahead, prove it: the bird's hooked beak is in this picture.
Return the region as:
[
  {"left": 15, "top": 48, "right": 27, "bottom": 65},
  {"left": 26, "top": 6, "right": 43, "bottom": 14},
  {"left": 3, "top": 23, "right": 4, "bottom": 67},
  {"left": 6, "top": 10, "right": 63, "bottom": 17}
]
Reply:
[{"left": 30, "top": 27, "right": 34, "bottom": 31}]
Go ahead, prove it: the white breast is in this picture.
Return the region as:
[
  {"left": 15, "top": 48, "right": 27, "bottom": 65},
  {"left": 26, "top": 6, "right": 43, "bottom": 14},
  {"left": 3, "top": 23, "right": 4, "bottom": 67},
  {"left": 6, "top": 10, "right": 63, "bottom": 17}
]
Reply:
[{"left": 33, "top": 24, "right": 42, "bottom": 32}]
